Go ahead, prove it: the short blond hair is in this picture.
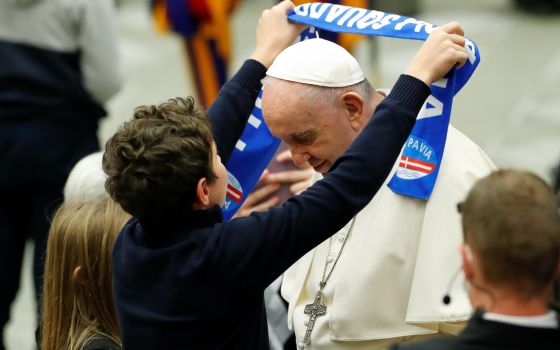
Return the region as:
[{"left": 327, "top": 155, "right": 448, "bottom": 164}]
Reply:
[{"left": 461, "top": 169, "right": 560, "bottom": 298}]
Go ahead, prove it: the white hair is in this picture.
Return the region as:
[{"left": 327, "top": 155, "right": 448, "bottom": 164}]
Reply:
[
  {"left": 263, "top": 76, "right": 374, "bottom": 110},
  {"left": 63, "top": 152, "right": 108, "bottom": 203}
]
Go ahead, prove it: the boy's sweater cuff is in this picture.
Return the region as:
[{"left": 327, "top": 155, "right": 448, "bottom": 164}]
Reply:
[
  {"left": 230, "top": 59, "right": 267, "bottom": 92},
  {"left": 388, "top": 74, "right": 431, "bottom": 112}
]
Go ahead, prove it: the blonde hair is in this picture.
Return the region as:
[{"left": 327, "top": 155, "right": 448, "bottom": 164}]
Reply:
[{"left": 41, "top": 197, "right": 130, "bottom": 350}]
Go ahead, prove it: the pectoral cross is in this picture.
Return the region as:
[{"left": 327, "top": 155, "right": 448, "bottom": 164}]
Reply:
[{"left": 302, "top": 289, "right": 327, "bottom": 346}]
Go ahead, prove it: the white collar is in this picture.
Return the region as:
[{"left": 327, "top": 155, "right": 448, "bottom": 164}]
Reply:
[
  {"left": 483, "top": 311, "right": 558, "bottom": 329},
  {"left": 377, "top": 88, "right": 390, "bottom": 97}
]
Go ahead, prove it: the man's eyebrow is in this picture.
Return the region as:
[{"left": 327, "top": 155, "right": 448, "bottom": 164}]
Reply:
[{"left": 290, "top": 130, "right": 318, "bottom": 145}]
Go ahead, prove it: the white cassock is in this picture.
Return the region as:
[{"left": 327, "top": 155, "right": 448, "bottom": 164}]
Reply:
[{"left": 281, "top": 125, "right": 496, "bottom": 349}]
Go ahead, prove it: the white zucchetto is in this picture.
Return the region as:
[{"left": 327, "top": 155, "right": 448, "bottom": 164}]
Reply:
[{"left": 266, "top": 38, "right": 365, "bottom": 87}]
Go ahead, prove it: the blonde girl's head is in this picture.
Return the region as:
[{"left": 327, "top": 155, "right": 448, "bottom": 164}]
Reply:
[{"left": 41, "top": 197, "right": 130, "bottom": 350}]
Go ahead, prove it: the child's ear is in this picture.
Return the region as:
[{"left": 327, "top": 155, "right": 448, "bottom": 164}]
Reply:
[{"left": 193, "top": 178, "right": 210, "bottom": 210}]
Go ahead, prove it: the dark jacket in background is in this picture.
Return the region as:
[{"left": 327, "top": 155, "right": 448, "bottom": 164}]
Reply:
[
  {"left": 0, "top": 1, "right": 121, "bottom": 348},
  {"left": 390, "top": 310, "right": 560, "bottom": 350}
]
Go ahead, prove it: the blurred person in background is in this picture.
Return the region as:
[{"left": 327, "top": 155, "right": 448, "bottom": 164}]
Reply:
[
  {"left": 40, "top": 197, "right": 129, "bottom": 350},
  {"left": 63, "top": 152, "right": 108, "bottom": 204},
  {"left": 391, "top": 169, "right": 560, "bottom": 350},
  {"left": 149, "top": 0, "right": 366, "bottom": 109},
  {"left": 0, "top": 0, "right": 122, "bottom": 348},
  {"left": 514, "top": 0, "right": 560, "bottom": 13},
  {"left": 151, "top": 0, "right": 240, "bottom": 109},
  {"left": 39, "top": 150, "right": 128, "bottom": 350},
  {"left": 39, "top": 152, "right": 128, "bottom": 349}
]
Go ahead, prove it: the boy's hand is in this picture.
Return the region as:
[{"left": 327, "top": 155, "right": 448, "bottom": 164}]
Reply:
[
  {"left": 265, "top": 150, "right": 313, "bottom": 195},
  {"left": 233, "top": 170, "right": 280, "bottom": 218},
  {"left": 405, "top": 22, "right": 468, "bottom": 86},
  {"left": 250, "top": 0, "right": 307, "bottom": 68}
]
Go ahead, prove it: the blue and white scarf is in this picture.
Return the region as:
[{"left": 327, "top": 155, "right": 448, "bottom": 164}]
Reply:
[{"left": 222, "top": 3, "right": 480, "bottom": 219}]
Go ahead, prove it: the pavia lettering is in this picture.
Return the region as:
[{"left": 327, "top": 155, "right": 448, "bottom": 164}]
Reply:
[{"left": 407, "top": 137, "right": 433, "bottom": 160}]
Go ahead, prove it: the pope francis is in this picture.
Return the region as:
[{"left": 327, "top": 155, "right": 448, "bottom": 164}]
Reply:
[{"left": 260, "top": 38, "right": 496, "bottom": 349}]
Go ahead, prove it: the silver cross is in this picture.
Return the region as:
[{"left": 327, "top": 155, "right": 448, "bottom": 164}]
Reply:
[{"left": 302, "top": 290, "right": 327, "bottom": 346}]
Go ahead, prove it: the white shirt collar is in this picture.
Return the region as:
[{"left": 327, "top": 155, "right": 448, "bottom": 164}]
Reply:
[{"left": 483, "top": 310, "right": 558, "bottom": 329}]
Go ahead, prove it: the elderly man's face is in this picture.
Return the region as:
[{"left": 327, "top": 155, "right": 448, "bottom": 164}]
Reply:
[{"left": 262, "top": 80, "right": 360, "bottom": 174}]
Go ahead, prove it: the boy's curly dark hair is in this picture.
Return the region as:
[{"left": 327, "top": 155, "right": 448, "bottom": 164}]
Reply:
[{"left": 102, "top": 97, "right": 217, "bottom": 228}]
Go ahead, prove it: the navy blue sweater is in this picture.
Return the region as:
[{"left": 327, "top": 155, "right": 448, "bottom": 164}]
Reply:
[{"left": 112, "top": 60, "right": 431, "bottom": 350}]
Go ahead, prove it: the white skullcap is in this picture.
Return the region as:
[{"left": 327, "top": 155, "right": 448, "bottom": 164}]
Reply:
[{"left": 266, "top": 38, "right": 365, "bottom": 87}]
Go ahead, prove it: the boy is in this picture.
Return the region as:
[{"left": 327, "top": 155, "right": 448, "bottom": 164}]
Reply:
[{"left": 102, "top": 2, "right": 468, "bottom": 348}]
